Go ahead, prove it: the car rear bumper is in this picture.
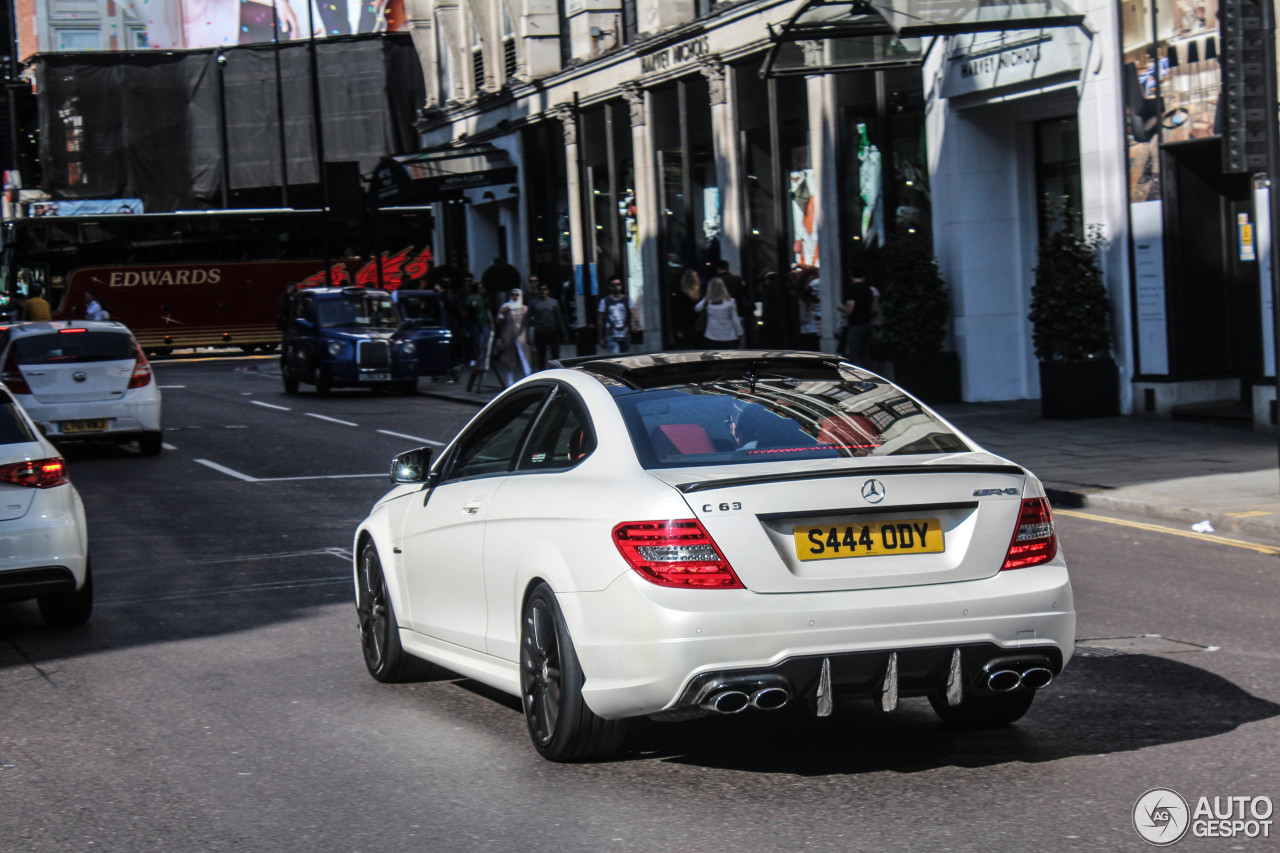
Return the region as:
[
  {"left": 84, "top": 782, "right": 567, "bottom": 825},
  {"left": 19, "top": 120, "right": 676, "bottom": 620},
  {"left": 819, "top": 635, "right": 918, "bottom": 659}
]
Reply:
[
  {"left": 0, "top": 491, "right": 88, "bottom": 597},
  {"left": 24, "top": 392, "right": 162, "bottom": 438},
  {"left": 557, "top": 562, "right": 1075, "bottom": 720}
]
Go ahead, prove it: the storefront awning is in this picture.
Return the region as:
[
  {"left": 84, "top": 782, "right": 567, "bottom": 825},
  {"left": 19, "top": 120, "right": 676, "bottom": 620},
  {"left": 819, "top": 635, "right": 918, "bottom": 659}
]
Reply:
[
  {"left": 373, "top": 145, "right": 518, "bottom": 205},
  {"left": 762, "top": 0, "right": 1087, "bottom": 77}
]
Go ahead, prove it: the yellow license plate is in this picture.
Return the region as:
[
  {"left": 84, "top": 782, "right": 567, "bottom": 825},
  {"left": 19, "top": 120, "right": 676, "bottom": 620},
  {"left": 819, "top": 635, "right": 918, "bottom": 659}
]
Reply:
[
  {"left": 61, "top": 419, "right": 108, "bottom": 433},
  {"left": 793, "top": 518, "right": 944, "bottom": 561}
]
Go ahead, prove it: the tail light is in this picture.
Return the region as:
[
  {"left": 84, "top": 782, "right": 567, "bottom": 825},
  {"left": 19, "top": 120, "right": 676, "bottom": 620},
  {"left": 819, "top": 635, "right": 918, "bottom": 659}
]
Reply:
[
  {"left": 1001, "top": 497, "right": 1058, "bottom": 570},
  {"left": 0, "top": 457, "right": 69, "bottom": 488},
  {"left": 128, "top": 343, "right": 153, "bottom": 389},
  {"left": 612, "top": 519, "right": 744, "bottom": 589},
  {"left": 1, "top": 347, "right": 31, "bottom": 395}
]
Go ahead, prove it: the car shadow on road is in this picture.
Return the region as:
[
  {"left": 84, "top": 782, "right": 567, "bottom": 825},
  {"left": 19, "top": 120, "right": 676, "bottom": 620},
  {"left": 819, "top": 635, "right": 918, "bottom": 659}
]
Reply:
[{"left": 613, "top": 655, "right": 1279, "bottom": 774}]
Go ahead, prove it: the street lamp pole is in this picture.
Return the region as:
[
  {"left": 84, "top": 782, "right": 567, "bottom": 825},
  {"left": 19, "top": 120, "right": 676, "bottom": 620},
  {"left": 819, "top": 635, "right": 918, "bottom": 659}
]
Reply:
[
  {"left": 271, "top": 1, "right": 290, "bottom": 208},
  {"left": 1263, "top": 0, "right": 1280, "bottom": 485}
]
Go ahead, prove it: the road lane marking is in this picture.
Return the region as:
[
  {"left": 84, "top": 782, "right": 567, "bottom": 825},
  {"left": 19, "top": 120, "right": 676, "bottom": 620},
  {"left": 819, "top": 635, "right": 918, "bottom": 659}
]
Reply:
[
  {"left": 251, "top": 400, "right": 291, "bottom": 412},
  {"left": 377, "top": 429, "right": 445, "bottom": 446},
  {"left": 1056, "top": 508, "right": 1280, "bottom": 555},
  {"left": 158, "top": 385, "right": 186, "bottom": 389},
  {"left": 194, "top": 458, "right": 258, "bottom": 482},
  {"left": 103, "top": 576, "right": 350, "bottom": 604},
  {"left": 193, "top": 458, "right": 382, "bottom": 483},
  {"left": 306, "top": 412, "right": 359, "bottom": 427},
  {"left": 173, "top": 547, "right": 350, "bottom": 566},
  {"left": 262, "top": 473, "right": 384, "bottom": 482}
]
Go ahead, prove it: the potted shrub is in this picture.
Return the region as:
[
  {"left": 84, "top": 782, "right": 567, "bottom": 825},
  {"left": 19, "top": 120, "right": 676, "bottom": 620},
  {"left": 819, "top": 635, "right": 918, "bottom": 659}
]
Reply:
[
  {"left": 1029, "top": 216, "right": 1120, "bottom": 419},
  {"left": 879, "top": 229, "right": 961, "bottom": 403}
]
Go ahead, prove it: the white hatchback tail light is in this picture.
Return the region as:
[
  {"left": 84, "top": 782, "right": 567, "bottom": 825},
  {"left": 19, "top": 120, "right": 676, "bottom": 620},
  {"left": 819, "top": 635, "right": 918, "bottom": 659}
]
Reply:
[
  {"left": 1001, "top": 497, "right": 1057, "bottom": 570},
  {"left": 128, "top": 343, "right": 153, "bottom": 389},
  {"left": 612, "top": 519, "right": 744, "bottom": 589},
  {"left": 0, "top": 457, "right": 69, "bottom": 488}
]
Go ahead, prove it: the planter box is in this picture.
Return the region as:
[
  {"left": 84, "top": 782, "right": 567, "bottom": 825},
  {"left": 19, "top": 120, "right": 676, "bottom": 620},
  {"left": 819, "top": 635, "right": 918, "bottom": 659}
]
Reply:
[
  {"left": 892, "top": 351, "right": 962, "bottom": 404},
  {"left": 1039, "top": 358, "right": 1120, "bottom": 420}
]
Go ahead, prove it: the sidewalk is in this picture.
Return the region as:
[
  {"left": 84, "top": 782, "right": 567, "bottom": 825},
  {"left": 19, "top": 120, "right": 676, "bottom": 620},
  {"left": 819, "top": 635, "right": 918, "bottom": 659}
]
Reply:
[{"left": 422, "top": 366, "right": 1280, "bottom": 544}]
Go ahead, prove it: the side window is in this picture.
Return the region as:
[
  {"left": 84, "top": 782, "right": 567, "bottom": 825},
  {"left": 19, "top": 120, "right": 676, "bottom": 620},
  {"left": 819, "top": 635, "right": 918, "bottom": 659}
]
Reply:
[
  {"left": 0, "top": 398, "right": 36, "bottom": 445},
  {"left": 445, "top": 389, "right": 549, "bottom": 482},
  {"left": 518, "top": 388, "right": 595, "bottom": 471}
]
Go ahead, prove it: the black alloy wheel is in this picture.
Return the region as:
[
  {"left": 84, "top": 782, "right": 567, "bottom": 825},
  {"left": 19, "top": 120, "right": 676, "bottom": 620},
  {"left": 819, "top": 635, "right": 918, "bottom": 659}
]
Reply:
[
  {"left": 355, "top": 542, "right": 429, "bottom": 682},
  {"left": 519, "top": 583, "right": 625, "bottom": 761}
]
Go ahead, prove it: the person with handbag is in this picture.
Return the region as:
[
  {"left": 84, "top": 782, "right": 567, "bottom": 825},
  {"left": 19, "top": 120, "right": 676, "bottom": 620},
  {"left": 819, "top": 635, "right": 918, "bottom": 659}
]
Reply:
[{"left": 694, "top": 277, "right": 744, "bottom": 349}]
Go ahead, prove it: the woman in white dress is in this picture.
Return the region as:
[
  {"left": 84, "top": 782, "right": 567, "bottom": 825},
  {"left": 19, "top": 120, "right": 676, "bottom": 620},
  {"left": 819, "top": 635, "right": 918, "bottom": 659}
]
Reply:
[{"left": 496, "top": 289, "right": 533, "bottom": 386}]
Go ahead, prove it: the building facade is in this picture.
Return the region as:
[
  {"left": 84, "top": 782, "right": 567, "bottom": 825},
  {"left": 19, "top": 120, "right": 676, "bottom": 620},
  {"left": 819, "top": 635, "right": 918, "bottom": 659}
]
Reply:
[{"left": 401, "top": 0, "right": 1190, "bottom": 416}]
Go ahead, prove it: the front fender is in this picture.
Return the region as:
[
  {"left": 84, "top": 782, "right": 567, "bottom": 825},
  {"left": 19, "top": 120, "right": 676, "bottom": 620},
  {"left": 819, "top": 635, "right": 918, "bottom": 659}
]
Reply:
[{"left": 353, "top": 490, "right": 417, "bottom": 625}]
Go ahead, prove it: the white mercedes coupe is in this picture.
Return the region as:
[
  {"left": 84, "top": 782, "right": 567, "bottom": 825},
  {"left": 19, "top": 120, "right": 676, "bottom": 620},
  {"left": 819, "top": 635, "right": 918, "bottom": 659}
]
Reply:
[{"left": 353, "top": 351, "right": 1074, "bottom": 761}]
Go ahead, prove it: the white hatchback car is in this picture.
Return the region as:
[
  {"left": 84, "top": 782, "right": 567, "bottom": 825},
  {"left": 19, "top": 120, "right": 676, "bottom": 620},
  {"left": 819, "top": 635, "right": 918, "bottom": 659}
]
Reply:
[
  {"left": 354, "top": 352, "right": 1075, "bottom": 761},
  {"left": 0, "top": 383, "right": 91, "bottom": 626},
  {"left": 0, "top": 321, "right": 163, "bottom": 454}
]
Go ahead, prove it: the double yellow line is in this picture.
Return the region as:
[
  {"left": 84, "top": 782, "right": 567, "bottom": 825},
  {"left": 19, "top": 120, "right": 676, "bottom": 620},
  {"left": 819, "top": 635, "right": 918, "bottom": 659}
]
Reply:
[{"left": 1056, "top": 508, "right": 1280, "bottom": 555}]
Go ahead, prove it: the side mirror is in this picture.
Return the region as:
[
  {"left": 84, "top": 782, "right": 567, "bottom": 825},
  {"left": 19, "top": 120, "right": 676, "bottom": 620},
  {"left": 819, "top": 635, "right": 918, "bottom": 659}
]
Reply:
[
  {"left": 293, "top": 317, "right": 313, "bottom": 330},
  {"left": 390, "top": 446, "right": 433, "bottom": 484}
]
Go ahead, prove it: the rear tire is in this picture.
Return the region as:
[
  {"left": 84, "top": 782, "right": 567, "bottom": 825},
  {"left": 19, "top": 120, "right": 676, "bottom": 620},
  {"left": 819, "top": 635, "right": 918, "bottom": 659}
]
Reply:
[
  {"left": 282, "top": 365, "right": 300, "bottom": 394},
  {"left": 929, "top": 689, "right": 1035, "bottom": 728},
  {"left": 355, "top": 542, "right": 432, "bottom": 682},
  {"left": 138, "top": 432, "right": 163, "bottom": 456},
  {"left": 520, "top": 583, "right": 625, "bottom": 761},
  {"left": 39, "top": 562, "right": 93, "bottom": 628}
]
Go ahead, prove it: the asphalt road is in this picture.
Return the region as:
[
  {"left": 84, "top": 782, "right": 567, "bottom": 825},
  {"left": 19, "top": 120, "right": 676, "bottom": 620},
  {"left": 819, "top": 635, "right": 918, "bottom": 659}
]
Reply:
[{"left": 2, "top": 356, "right": 1277, "bottom": 853}]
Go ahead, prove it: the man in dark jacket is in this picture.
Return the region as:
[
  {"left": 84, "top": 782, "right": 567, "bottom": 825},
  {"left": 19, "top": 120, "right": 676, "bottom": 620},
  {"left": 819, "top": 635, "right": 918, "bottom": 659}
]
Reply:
[{"left": 527, "top": 281, "right": 567, "bottom": 371}]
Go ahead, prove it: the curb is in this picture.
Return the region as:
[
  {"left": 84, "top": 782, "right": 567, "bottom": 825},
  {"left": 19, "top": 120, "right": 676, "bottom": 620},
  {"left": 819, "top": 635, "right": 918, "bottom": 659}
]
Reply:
[{"left": 1047, "top": 486, "right": 1280, "bottom": 542}]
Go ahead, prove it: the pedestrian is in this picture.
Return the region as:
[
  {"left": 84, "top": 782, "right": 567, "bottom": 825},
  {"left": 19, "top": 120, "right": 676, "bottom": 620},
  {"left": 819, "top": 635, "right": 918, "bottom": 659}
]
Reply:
[
  {"left": 526, "top": 280, "right": 567, "bottom": 370},
  {"left": 495, "top": 288, "right": 532, "bottom": 386},
  {"left": 277, "top": 282, "right": 298, "bottom": 330},
  {"left": 713, "top": 259, "right": 751, "bottom": 338},
  {"left": 464, "top": 279, "right": 492, "bottom": 365},
  {"left": 84, "top": 290, "right": 108, "bottom": 321},
  {"left": 695, "top": 277, "right": 744, "bottom": 349},
  {"left": 794, "top": 265, "right": 821, "bottom": 351},
  {"left": 674, "top": 268, "right": 703, "bottom": 348},
  {"left": 838, "top": 268, "right": 876, "bottom": 364},
  {"left": 22, "top": 284, "right": 52, "bottom": 321},
  {"left": 597, "top": 276, "right": 634, "bottom": 354}
]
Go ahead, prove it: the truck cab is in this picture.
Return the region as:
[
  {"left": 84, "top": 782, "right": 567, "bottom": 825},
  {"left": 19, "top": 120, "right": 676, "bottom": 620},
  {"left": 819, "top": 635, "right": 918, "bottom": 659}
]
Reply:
[{"left": 280, "top": 286, "right": 420, "bottom": 395}]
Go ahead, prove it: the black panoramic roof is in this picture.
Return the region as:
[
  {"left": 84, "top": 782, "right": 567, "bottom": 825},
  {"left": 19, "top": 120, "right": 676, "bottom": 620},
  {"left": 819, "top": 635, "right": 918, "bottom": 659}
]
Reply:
[{"left": 559, "top": 350, "right": 862, "bottom": 392}]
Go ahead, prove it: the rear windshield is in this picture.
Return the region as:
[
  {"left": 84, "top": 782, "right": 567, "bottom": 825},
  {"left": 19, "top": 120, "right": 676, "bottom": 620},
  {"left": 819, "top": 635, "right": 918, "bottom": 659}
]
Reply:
[
  {"left": 13, "top": 330, "right": 134, "bottom": 364},
  {"left": 613, "top": 364, "right": 969, "bottom": 469},
  {"left": 0, "top": 399, "right": 36, "bottom": 444}
]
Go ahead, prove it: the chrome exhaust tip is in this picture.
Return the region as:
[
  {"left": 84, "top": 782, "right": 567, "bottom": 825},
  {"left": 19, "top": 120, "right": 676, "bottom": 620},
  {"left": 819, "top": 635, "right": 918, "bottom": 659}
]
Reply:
[
  {"left": 986, "top": 669, "right": 1023, "bottom": 692},
  {"left": 750, "top": 686, "right": 790, "bottom": 711},
  {"left": 701, "top": 690, "right": 751, "bottom": 714},
  {"left": 1020, "top": 667, "right": 1054, "bottom": 689}
]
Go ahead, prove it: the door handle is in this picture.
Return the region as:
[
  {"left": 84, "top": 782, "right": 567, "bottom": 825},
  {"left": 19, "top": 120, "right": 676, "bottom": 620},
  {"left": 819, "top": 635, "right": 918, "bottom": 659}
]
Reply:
[{"left": 463, "top": 499, "right": 482, "bottom": 514}]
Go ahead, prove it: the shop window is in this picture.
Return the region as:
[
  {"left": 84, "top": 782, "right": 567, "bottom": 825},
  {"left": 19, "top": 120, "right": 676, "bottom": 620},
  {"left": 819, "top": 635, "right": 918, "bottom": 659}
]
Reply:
[{"left": 1034, "top": 117, "right": 1083, "bottom": 242}]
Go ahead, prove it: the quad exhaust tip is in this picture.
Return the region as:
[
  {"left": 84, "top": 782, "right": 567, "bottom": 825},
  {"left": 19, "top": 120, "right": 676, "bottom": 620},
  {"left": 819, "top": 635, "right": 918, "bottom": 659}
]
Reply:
[
  {"left": 985, "top": 664, "right": 1056, "bottom": 693},
  {"left": 701, "top": 686, "right": 792, "bottom": 714}
]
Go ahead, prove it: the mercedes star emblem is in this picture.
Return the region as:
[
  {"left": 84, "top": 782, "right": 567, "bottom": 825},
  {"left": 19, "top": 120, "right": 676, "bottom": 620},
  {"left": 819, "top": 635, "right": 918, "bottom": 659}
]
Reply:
[{"left": 861, "top": 479, "right": 885, "bottom": 503}]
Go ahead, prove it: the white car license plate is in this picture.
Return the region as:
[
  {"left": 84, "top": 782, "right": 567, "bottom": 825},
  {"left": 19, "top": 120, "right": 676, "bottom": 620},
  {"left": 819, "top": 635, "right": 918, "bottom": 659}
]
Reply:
[
  {"left": 793, "top": 517, "right": 944, "bottom": 561},
  {"left": 61, "top": 419, "right": 109, "bottom": 433},
  {"left": 360, "top": 373, "right": 391, "bottom": 382}
]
